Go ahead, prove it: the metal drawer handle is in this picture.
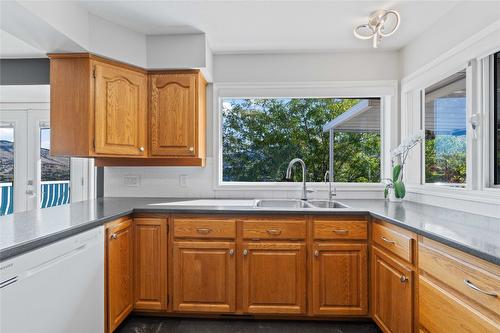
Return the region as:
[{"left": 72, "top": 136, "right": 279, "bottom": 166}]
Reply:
[
  {"left": 381, "top": 236, "right": 396, "bottom": 245},
  {"left": 196, "top": 228, "right": 212, "bottom": 234},
  {"left": 314, "top": 250, "right": 320, "bottom": 257},
  {"left": 400, "top": 275, "right": 408, "bottom": 283},
  {"left": 229, "top": 249, "right": 235, "bottom": 256},
  {"left": 189, "top": 146, "right": 194, "bottom": 152},
  {"left": 266, "top": 229, "right": 282, "bottom": 235},
  {"left": 243, "top": 249, "right": 248, "bottom": 256},
  {"left": 110, "top": 233, "right": 117, "bottom": 240},
  {"left": 464, "top": 279, "right": 498, "bottom": 297},
  {"left": 139, "top": 147, "right": 145, "bottom": 152},
  {"left": 333, "top": 229, "right": 349, "bottom": 234}
]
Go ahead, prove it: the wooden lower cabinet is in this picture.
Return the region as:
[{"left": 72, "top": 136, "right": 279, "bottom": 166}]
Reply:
[
  {"left": 241, "top": 242, "right": 307, "bottom": 314},
  {"left": 173, "top": 241, "right": 236, "bottom": 313},
  {"left": 106, "top": 218, "right": 134, "bottom": 333},
  {"left": 312, "top": 243, "right": 368, "bottom": 316},
  {"left": 134, "top": 218, "right": 168, "bottom": 311},
  {"left": 419, "top": 275, "right": 500, "bottom": 333},
  {"left": 371, "top": 246, "right": 413, "bottom": 333}
]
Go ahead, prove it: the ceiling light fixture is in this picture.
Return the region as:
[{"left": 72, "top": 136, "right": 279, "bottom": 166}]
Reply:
[{"left": 354, "top": 9, "right": 400, "bottom": 48}]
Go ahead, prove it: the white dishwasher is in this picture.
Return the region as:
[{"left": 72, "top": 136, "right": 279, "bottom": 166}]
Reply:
[{"left": 0, "top": 226, "right": 105, "bottom": 333}]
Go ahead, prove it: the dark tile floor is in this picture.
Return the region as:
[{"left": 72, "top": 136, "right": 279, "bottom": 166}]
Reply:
[{"left": 116, "top": 316, "right": 381, "bottom": 333}]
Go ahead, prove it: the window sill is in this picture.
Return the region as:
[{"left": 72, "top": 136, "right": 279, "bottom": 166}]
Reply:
[{"left": 406, "top": 185, "right": 500, "bottom": 205}]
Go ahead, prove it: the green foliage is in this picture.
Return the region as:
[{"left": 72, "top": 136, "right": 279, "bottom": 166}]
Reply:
[
  {"left": 394, "top": 181, "right": 406, "bottom": 199},
  {"left": 384, "top": 187, "right": 389, "bottom": 199},
  {"left": 424, "top": 132, "right": 466, "bottom": 184},
  {"left": 392, "top": 164, "right": 401, "bottom": 182},
  {"left": 222, "top": 98, "right": 381, "bottom": 182}
]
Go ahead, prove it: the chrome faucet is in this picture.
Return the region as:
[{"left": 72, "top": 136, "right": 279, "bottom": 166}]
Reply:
[
  {"left": 324, "top": 170, "right": 336, "bottom": 201},
  {"left": 286, "top": 158, "right": 309, "bottom": 201}
]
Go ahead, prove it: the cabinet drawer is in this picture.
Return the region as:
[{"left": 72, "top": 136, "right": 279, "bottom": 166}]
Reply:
[
  {"left": 419, "top": 240, "right": 500, "bottom": 318},
  {"left": 419, "top": 276, "right": 500, "bottom": 333},
  {"left": 242, "top": 218, "right": 306, "bottom": 240},
  {"left": 313, "top": 217, "right": 367, "bottom": 240},
  {"left": 372, "top": 221, "right": 414, "bottom": 263},
  {"left": 174, "top": 217, "right": 236, "bottom": 239}
]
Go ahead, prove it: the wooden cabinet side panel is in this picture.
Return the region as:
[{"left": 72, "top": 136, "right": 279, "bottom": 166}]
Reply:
[
  {"left": 50, "top": 57, "right": 92, "bottom": 156},
  {"left": 134, "top": 218, "right": 168, "bottom": 310}
]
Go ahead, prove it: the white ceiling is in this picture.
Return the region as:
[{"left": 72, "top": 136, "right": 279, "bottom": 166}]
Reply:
[
  {"left": 0, "top": 30, "right": 46, "bottom": 58},
  {"left": 79, "top": 0, "right": 459, "bottom": 53}
]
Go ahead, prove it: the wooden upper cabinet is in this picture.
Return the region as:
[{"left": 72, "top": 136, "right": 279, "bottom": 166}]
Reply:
[
  {"left": 94, "top": 62, "right": 147, "bottom": 156},
  {"left": 150, "top": 72, "right": 206, "bottom": 160},
  {"left": 371, "top": 246, "right": 413, "bottom": 333},
  {"left": 106, "top": 218, "right": 134, "bottom": 333},
  {"left": 49, "top": 54, "right": 206, "bottom": 165},
  {"left": 312, "top": 243, "right": 368, "bottom": 316},
  {"left": 134, "top": 218, "right": 168, "bottom": 311},
  {"left": 49, "top": 53, "right": 148, "bottom": 158},
  {"left": 241, "top": 242, "right": 307, "bottom": 314}
]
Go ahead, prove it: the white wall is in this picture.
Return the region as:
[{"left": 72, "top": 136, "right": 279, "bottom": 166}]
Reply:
[
  {"left": 89, "top": 14, "right": 147, "bottom": 68},
  {"left": 400, "top": 1, "right": 500, "bottom": 79},
  {"left": 104, "top": 51, "right": 400, "bottom": 199},
  {"left": 215, "top": 51, "right": 400, "bottom": 82}
]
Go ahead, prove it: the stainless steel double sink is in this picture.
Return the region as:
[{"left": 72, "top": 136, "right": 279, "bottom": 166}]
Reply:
[{"left": 253, "top": 199, "right": 348, "bottom": 209}]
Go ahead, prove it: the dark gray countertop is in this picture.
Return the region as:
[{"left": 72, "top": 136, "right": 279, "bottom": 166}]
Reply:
[{"left": 1, "top": 197, "right": 499, "bottom": 265}]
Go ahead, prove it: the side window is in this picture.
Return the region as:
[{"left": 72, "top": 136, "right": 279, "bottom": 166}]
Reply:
[{"left": 424, "top": 71, "right": 466, "bottom": 186}]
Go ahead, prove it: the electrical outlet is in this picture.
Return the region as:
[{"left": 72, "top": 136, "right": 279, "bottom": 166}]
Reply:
[
  {"left": 179, "top": 175, "right": 188, "bottom": 187},
  {"left": 123, "top": 175, "right": 140, "bottom": 187}
]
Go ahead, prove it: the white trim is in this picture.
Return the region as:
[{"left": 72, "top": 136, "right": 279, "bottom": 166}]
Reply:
[
  {"left": 212, "top": 80, "right": 398, "bottom": 191},
  {"left": 402, "top": 19, "right": 500, "bottom": 86}
]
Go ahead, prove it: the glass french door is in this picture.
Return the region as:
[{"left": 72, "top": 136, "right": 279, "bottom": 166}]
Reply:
[{"left": 0, "top": 109, "right": 91, "bottom": 215}]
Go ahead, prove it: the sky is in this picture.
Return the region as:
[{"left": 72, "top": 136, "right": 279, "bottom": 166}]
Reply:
[{"left": 0, "top": 127, "right": 51, "bottom": 149}]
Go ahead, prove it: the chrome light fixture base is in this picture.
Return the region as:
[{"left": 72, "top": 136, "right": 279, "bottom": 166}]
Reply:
[{"left": 354, "top": 9, "right": 400, "bottom": 48}]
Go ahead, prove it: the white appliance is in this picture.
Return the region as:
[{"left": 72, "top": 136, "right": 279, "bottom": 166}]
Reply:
[{"left": 0, "top": 227, "right": 105, "bottom": 333}]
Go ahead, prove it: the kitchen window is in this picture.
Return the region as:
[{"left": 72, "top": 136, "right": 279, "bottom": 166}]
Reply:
[
  {"left": 221, "top": 97, "right": 381, "bottom": 183},
  {"left": 423, "top": 71, "right": 467, "bottom": 186}
]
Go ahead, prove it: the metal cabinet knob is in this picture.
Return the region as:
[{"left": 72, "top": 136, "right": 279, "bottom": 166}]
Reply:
[
  {"left": 400, "top": 275, "right": 408, "bottom": 283},
  {"left": 110, "top": 233, "right": 117, "bottom": 240},
  {"left": 229, "top": 249, "right": 235, "bottom": 256},
  {"left": 139, "top": 147, "right": 145, "bottom": 152},
  {"left": 189, "top": 146, "right": 194, "bottom": 152},
  {"left": 314, "top": 250, "right": 320, "bottom": 257},
  {"left": 243, "top": 249, "right": 248, "bottom": 256}
]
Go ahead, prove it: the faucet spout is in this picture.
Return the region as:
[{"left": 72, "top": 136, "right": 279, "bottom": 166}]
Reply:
[{"left": 286, "top": 158, "right": 308, "bottom": 200}]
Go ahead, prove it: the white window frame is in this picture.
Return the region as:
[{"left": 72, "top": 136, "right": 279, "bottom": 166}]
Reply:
[
  {"left": 400, "top": 24, "right": 500, "bottom": 205},
  {"left": 213, "top": 81, "right": 398, "bottom": 191}
]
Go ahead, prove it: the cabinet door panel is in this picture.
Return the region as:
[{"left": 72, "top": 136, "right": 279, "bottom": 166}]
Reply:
[
  {"left": 134, "top": 218, "right": 167, "bottom": 310},
  {"left": 312, "top": 243, "right": 368, "bottom": 315},
  {"left": 173, "top": 241, "right": 235, "bottom": 313},
  {"left": 372, "top": 246, "right": 413, "bottom": 333},
  {"left": 241, "top": 242, "right": 306, "bottom": 314},
  {"left": 94, "top": 62, "right": 147, "bottom": 156},
  {"left": 150, "top": 74, "right": 197, "bottom": 156},
  {"left": 107, "top": 219, "right": 134, "bottom": 333}
]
